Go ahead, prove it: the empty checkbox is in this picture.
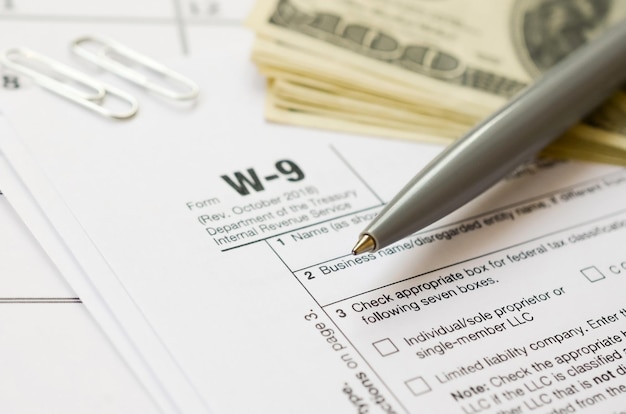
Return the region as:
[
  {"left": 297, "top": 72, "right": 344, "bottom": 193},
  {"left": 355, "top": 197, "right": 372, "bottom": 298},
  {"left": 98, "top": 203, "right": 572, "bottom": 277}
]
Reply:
[
  {"left": 580, "top": 266, "right": 605, "bottom": 282},
  {"left": 372, "top": 338, "right": 399, "bottom": 357},
  {"left": 405, "top": 376, "right": 431, "bottom": 396}
]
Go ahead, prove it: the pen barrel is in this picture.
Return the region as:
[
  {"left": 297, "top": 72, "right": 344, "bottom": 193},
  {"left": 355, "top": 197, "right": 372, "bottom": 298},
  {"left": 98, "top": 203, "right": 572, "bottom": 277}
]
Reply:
[{"left": 364, "top": 20, "right": 626, "bottom": 250}]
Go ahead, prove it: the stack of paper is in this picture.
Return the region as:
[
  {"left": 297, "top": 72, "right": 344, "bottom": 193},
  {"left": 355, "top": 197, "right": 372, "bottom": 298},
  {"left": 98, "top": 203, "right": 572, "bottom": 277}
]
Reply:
[{"left": 1, "top": 1, "right": 626, "bottom": 413}]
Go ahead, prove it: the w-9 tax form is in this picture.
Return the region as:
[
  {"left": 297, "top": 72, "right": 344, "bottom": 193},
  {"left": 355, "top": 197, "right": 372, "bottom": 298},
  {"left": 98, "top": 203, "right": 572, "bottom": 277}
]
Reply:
[{"left": 2, "top": 7, "right": 626, "bottom": 414}]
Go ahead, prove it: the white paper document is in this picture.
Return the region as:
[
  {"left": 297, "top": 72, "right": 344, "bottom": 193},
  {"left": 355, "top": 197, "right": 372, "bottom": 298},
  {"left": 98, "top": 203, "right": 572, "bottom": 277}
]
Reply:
[
  {"left": 0, "top": 190, "right": 160, "bottom": 413},
  {"left": 0, "top": 2, "right": 250, "bottom": 412},
  {"left": 1, "top": 12, "right": 626, "bottom": 414}
]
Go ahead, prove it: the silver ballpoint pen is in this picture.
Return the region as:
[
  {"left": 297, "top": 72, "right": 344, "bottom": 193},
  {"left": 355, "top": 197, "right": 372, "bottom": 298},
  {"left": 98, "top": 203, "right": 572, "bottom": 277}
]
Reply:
[{"left": 352, "top": 19, "right": 626, "bottom": 255}]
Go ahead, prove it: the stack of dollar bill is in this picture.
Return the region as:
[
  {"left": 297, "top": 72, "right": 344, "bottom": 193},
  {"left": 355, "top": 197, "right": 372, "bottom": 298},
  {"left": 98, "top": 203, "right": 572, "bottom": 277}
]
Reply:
[{"left": 247, "top": 0, "right": 626, "bottom": 165}]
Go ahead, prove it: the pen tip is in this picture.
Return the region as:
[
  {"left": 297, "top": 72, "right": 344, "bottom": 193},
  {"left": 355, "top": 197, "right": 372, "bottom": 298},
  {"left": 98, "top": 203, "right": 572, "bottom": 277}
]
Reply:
[{"left": 352, "top": 234, "right": 376, "bottom": 255}]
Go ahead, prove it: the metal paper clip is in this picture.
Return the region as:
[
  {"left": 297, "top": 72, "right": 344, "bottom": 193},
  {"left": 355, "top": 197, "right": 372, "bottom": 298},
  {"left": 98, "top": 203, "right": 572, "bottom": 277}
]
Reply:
[
  {"left": 72, "top": 36, "right": 200, "bottom": 101},
  {"left": 0, "top": 48, "right": 138, "bottom": 120}
]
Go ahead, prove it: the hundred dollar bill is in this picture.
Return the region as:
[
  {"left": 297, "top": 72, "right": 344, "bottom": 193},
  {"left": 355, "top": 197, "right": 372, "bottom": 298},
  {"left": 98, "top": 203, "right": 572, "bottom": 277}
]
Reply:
[
  {"left": 248, "top": 0, "right": 626, "bottom": 163},
  {"left": 249, "top": 0, "right": 625, "bottom": 104}
]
